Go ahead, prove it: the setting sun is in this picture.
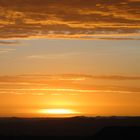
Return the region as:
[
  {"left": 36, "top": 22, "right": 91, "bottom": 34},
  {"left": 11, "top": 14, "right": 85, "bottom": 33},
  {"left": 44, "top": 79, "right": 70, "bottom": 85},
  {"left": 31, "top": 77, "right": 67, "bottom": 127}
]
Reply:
[{"left": 39, "top": 109, "right": 78, "bottom": 115}]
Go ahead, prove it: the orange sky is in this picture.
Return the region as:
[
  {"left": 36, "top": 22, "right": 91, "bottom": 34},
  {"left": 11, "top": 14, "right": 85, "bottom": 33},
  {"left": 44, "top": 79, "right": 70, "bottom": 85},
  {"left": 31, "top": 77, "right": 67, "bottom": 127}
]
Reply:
[{"left": 0, "top": 0, "right": 140, "bottom": 117}]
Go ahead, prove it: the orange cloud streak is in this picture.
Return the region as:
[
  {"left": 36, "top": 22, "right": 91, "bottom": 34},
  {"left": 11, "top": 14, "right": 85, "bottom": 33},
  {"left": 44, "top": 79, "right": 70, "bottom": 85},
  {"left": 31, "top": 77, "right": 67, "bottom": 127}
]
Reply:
[{"left": 0, "top": 0, "right": 139, "bottom": 40}]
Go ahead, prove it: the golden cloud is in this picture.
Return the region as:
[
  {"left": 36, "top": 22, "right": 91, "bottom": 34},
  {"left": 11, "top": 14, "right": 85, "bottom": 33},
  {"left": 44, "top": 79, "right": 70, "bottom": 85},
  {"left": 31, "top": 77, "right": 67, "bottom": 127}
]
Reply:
[
  {"left": 0, "top": 74, "right": 140, "bottom": 96},
  {"left": 0, "top": 74, "right": 140, "bottom": 83},
  {"left": 0, "top": 0, "right": 140, "bottom": 40}
]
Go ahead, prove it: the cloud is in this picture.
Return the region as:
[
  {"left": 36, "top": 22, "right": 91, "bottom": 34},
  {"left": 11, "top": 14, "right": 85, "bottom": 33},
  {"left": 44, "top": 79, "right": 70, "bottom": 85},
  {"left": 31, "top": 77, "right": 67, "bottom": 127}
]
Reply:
[
  {"left": 0, "top": 88, "right": 139, "bottom": 95},
  {"left": 0, "top": 74, "right": 140, "bottom": 84},
  {"left": 0, "top": 48, "right": 16, "bottom": 53},
  {"left": 27, "top": 54, "right": 65, "bottom": 60},
  {"left": 27, "top": 52, "right": 85, "bottom": 60},
  {"left": 0, "top": 40, "right": 20, "bottom": 45},
  {"left": 0, "top": 0, "right": 139, "bottom": 40},
  {"left": 60, "top": 74, "right": 140, "bottom": 81},
  {"left": 27, "top": 55, "right": 52, "bottom": 60},
  {"left": 0, "top": 74, "right": 139, "bottom": 96}
]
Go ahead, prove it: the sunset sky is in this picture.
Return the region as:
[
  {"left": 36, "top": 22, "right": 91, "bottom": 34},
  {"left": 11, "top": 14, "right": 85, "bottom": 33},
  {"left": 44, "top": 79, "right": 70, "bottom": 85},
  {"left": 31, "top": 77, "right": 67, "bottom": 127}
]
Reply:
[{"left": 0, "top": 0, "right": 140, "bottom": 117}]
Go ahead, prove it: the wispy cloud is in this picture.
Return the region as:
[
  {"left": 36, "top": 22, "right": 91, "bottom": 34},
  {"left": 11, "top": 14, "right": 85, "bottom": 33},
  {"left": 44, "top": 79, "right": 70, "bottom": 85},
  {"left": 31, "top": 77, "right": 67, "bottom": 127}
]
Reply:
[
  {"left": 60, "top": 74, "right": 140, "bottom": 81},
  {"left": 0, "top": 40, "right": 20, "bottom": 45},
  {"left": 0, "top": 0, "right": 139, "bottom": 40},
  {"left": 0, "top": 88, "right": 139, "bottom": 96},
  {"left": 27, "top": 52, "right": 85, "bottom": 60},
  {"left": 27, "top": 55, "right": 52, "bottom": 60},
  {"left": 0, "top": 48, "right": 16, "bottom": 53},
  {"left": 0, "top": 74, "right": 140, "bottom": 83},
  {"left": 0, "top": 74, "right": 139, "bottom": 96}
]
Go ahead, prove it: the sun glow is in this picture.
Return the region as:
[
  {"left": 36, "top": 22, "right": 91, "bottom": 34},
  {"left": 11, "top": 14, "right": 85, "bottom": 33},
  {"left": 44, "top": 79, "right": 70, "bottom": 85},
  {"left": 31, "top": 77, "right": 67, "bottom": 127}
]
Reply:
[{"left": 39, "top": 109, "right": 78, "bottom": 115}]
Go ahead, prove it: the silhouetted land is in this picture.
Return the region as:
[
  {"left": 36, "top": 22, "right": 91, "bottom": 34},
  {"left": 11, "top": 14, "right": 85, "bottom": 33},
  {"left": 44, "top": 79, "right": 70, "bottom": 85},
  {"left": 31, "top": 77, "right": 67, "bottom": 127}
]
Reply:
[{"left": 0, "top": 116, "right": 140, "bottom": 138}]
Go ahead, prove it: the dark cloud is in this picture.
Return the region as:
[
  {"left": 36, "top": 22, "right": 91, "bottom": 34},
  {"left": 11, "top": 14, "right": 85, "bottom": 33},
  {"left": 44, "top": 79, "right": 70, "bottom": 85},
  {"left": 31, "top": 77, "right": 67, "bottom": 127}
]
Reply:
[{"left": 0, "top": 0, "right": 139, "bottom": 39}]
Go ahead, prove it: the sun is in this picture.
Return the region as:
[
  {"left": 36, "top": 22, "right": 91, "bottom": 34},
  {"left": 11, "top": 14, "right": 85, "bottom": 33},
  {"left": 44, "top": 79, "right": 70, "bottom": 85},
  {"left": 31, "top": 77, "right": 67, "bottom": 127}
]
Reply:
[{"left": 39, "top": 109, "right": 78, "bottom": 115}]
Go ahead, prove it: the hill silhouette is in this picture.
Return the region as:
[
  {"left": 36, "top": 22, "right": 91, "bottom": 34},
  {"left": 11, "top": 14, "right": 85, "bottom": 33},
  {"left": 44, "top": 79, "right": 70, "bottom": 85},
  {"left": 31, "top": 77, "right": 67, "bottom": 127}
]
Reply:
[
  {"left": 0, "top": 116, "right": 139, "bottom": 137},
  {"left": 94, "top": 126, "right": 140, "bottom": 139}
]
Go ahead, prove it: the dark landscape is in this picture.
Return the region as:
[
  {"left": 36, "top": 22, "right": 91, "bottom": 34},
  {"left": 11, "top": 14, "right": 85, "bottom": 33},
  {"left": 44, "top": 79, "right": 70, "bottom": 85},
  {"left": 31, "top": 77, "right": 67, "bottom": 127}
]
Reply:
[{"left": 0, "top": 117, "right": 140, "bottom": 138}]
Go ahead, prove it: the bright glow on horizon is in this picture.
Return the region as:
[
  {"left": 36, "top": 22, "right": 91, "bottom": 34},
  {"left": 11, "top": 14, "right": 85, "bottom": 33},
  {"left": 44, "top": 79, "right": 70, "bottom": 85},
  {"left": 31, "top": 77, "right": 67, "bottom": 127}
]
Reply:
[{"left": 39, "top": 109, "right": 78, "bottom": 115}]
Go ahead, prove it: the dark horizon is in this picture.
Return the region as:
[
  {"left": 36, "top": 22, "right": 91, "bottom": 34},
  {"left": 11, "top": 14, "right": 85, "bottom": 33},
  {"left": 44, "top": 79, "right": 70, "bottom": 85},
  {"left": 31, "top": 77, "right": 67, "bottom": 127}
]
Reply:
[{"left": 0, "top": 116, "right": 140, "bottom": 137}]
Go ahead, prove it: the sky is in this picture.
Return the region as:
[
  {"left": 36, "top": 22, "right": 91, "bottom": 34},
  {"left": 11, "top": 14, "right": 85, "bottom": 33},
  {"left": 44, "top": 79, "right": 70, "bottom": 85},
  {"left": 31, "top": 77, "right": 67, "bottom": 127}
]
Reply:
[{"left": 0, "top": 0, "right": 140, "bottom": 117}]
